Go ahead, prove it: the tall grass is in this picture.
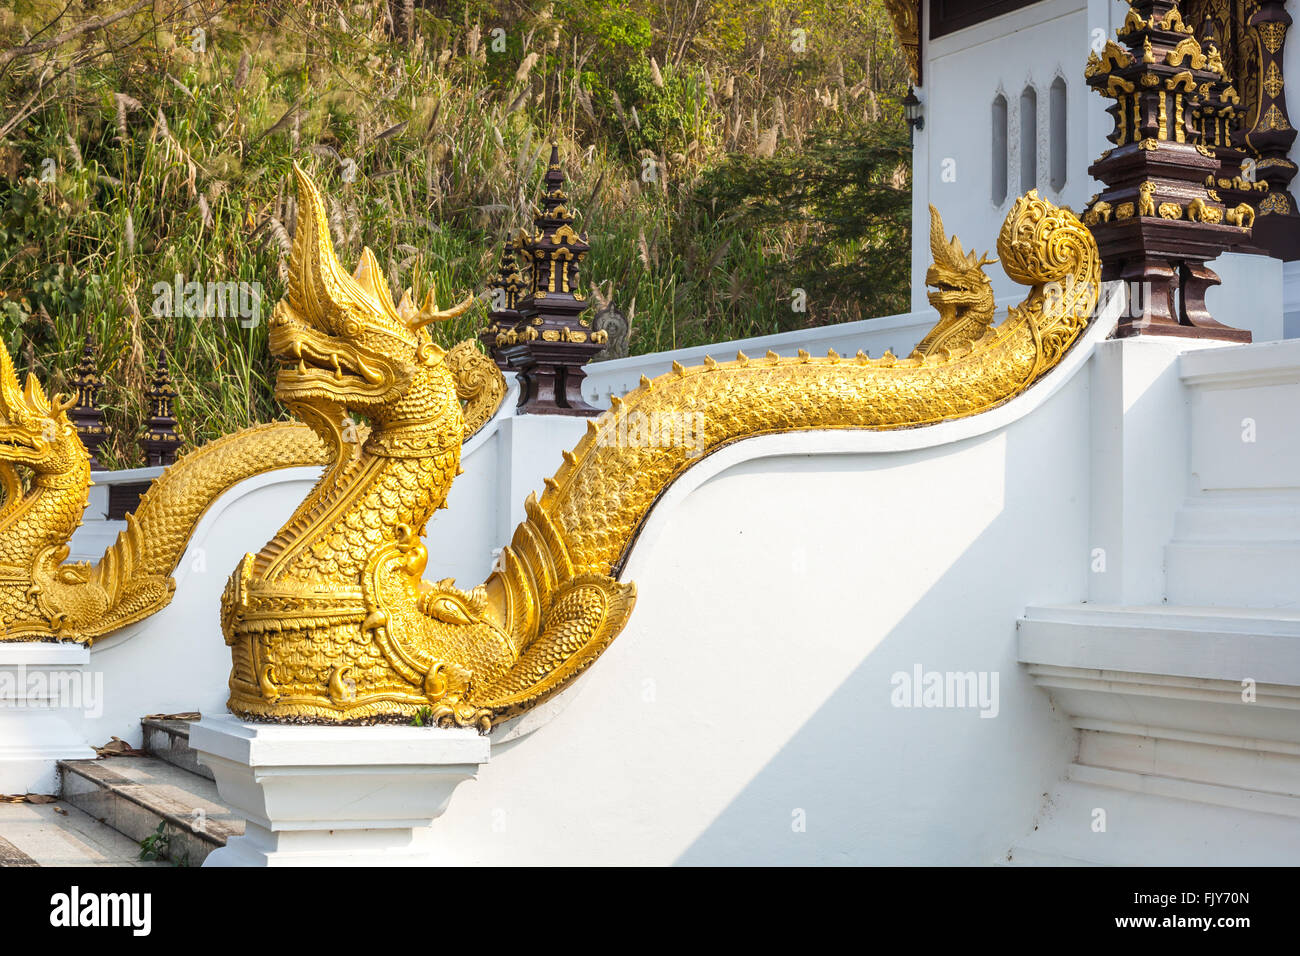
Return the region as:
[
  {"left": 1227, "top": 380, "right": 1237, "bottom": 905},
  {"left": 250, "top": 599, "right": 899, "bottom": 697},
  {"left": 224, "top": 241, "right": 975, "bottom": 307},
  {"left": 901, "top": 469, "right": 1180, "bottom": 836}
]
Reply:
[{"left": 0, "top": 0, "right": 909, "bottom": 466}]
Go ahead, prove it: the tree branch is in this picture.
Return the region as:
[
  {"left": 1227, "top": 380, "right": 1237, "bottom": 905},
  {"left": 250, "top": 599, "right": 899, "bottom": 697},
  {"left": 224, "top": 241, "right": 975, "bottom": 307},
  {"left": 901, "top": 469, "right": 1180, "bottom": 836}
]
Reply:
[{"left": 0, "top": 0, "right": 151, "bottom": 68}]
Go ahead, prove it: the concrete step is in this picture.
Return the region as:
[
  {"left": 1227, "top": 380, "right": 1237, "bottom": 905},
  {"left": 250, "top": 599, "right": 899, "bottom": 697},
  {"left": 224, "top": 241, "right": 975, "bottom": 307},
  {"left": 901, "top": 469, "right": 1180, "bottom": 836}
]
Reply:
[
  {"left": 1019, "top": 603, "right": 1300, "bottom": 685},
  {"left": 1017, "top": 601, "right": 1300, "bottom": 864},
  {"left": 1004, "top": 772, "right": 1300, "bottom": 866},
  {"left": 58, "top": 756, "right": 243, "bottom": 866},
  {"left": 141, "top": 716, "right": 212, "bottom": 781},
  {"left": 0, "top": 798, "right": 166, "bottom": 866},
  {"left": 1166, "top": 541, "right": 1300, "bottom": 609}
]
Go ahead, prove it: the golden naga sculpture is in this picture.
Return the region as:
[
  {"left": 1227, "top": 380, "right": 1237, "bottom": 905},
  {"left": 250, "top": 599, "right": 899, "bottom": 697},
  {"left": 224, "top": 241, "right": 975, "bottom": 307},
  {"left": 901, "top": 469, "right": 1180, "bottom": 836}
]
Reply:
[
  {"left": 222, "top": 168, "right": 1100, "bottom": 732},
  {"left": 911, "top": 206, "right": 997, "bottom": 357},
  {"left": 0, "top": 334, "right": 502, "bottom": 645}
]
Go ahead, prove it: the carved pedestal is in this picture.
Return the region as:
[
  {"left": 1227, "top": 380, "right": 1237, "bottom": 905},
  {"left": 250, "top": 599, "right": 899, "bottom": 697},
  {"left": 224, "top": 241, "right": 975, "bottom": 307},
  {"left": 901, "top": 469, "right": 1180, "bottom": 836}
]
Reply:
[
  {"left": 503, "top": 339, "right": 605, "bottom": 416},
  {"left": 191, "top": 714, "right": 489, "bottom": 866},
  {"left": 509, "top": 145, "right": 607, "bottom": 416},
  {"left": 69, "top": 340, "right": 110, "bottom": 469},
  {"left": 1099, "top": 216, "right": 1251, "bottom": 340},
  {"left": 141, "top": 350, "right": 182, "bottom": 467}
]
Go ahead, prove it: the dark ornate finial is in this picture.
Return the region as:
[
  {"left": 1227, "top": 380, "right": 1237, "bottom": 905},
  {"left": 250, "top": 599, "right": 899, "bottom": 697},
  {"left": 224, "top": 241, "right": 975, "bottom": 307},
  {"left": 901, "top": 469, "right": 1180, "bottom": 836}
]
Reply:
[
  {"left": 1195, "top": 12, "right": 1218, "bottom": 45},
  {"left": 1083, "top": 1, "right": 1251, "bottom": 340},
  {"left": 69, "top": 337, "right": 111, "bottom": 469},
  {"left": 501, "top": 143, "right": 608, "bottom": 415},
  {"left": 140, "top": 349, "right": 182, "bottom": 467},
  {"left": 479, "top": 238, "right": 527, "bottom": 370},
  {"left": 540, "top": 143, "right": 566, "bottom": 211}
]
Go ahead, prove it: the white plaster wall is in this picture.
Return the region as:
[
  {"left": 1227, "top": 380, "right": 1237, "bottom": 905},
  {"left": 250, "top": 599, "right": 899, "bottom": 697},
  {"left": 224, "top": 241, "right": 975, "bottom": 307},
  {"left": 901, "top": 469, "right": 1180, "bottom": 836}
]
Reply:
[
  {"left": 1086, "top": 336, "right": 1223, "bottom": 605},
  {"left": 427, "top": 341, "right": 1111, "bottom": 865},
  {"left": 1209, "top": 253, "right": 1284, "bottom": 343},
  {"left": 1285, "top": 263, "right": 1300, "bottom": 339},
  {"left": 1167, "top": 338, "right": 1300, "bottom": 607},
  {"left": 79, "top": 469, "right": 321, "bottom": 747},
  {"left": 1187, "top": 354, "right": 1300, "bottom": 497}
]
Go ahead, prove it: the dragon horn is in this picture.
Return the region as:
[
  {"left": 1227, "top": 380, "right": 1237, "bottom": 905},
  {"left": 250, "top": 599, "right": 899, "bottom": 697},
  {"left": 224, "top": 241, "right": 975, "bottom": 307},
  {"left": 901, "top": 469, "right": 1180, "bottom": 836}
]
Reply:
[
  {"left": 287, "top": 163, "right": 373, "bottom": 330},
  {"left": 0, "top": 341, "right": 24, "bottom": 419},
  {"left": 928, "top": 204, "right": 966, "bottom": 271},
  {"left": 351, "top": 247, "right": 399, "bottom": 319},
  {"left": 928, "top": 204, "right": 946, "bottom": 264},
  {"left": 23, "top": 372, "right": 50, "bottom": 415},
  {"left": 405, "top": 285, "right": 478, "bottom": 331}
]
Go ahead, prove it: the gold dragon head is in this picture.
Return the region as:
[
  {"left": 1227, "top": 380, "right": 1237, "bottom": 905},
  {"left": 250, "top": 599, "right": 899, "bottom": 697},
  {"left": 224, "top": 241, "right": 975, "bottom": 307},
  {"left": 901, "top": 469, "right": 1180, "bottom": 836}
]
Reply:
[
  {"left": 924, "top": 205, "right": 997, "bottom": 318},
  {"left": 269, "top": 163, "right": 476, "bottom": 450},
  {"left": 0, "top": 343, "right": 80, "bottom": 475}
]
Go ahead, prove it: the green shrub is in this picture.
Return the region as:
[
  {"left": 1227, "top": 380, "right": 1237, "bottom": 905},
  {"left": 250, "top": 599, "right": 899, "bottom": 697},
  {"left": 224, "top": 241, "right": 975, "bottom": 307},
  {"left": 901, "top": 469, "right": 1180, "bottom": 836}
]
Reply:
[{"left": 0, "top": 0, "right": 911, "bottom": 465}]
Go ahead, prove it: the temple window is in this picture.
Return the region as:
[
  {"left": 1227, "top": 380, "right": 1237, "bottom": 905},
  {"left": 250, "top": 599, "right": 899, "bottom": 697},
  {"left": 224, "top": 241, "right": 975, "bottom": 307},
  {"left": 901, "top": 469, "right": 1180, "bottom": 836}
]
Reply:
[
  {"left": 1049, "top": 76, "right": 1067, "bottom": 193},
  {"left": 992, "top": 93, "right": 1008, "bottom": 205},
  {"left": 1020, "top": 85, "right": 1038, "bottom": 194}
]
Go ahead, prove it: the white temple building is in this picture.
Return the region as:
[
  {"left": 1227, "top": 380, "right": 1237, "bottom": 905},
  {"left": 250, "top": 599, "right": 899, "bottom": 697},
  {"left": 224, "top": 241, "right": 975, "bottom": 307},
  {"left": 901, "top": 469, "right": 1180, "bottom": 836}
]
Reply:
[{"left": 902, "top": 0, "right": 1299, "bottom": 340}]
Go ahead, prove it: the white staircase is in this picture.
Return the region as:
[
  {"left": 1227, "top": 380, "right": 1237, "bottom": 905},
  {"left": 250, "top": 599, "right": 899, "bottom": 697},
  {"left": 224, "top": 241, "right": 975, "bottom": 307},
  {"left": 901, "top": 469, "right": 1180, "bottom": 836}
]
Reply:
[
  {"left": 1011, "top": 338, "right": 1300, "bottom": 864},
  {"left": 1166, "top": 338, "right": 1300, "bottom": 610},
  {"left": 0, "top": 715, "right": 238, "bottom": 866}
]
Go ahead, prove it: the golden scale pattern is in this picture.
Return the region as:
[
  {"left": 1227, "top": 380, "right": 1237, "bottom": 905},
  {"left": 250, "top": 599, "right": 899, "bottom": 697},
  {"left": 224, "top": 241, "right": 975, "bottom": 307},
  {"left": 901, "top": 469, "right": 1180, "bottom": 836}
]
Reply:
[
  {"left": 543, "top": 194, "right": 1097, "bottom": 581},
  {"left": 221, "top": 167, "right": 1100, "bottom": 732}
]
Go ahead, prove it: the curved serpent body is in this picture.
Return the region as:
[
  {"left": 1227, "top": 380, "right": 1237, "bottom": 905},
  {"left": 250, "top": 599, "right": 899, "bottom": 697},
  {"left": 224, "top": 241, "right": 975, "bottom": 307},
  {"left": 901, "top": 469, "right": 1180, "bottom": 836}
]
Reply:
[{"left": 222, "top": 168, "right": 1099, "bottom": 731}]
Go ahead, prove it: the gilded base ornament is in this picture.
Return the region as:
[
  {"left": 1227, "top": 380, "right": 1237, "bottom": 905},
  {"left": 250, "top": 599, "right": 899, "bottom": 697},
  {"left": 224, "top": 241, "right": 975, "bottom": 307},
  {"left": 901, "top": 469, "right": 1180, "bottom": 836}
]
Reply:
[
  {"left": 221, "top": 168, "right": 1100, "bottom": 732},
  {"left": 0, "top": 334, "right": 502, "bottom": 645}
]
